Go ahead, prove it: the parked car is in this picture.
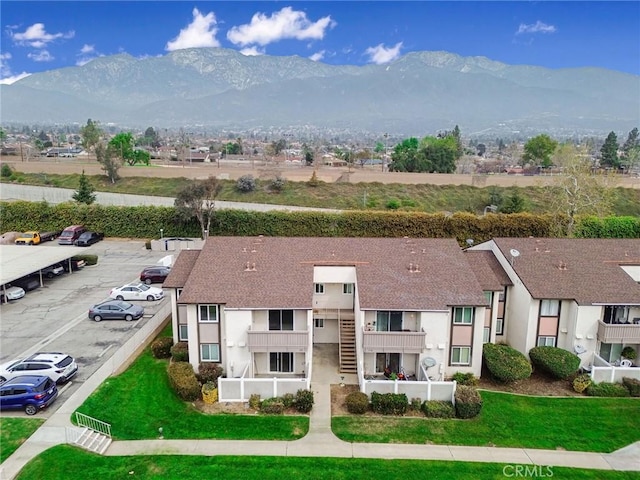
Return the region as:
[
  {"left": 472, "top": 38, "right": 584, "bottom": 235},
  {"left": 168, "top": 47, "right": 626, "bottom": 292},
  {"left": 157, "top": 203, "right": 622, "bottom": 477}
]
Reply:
[
  {"left": 88, "top": 300, "right": 145, "bottom": 322},
  {"left": 41, "top": 264, "right": 65, "bottom": 278},
  {"left": 0, "top": 285, "right": 26, "bottom": 302},
  {"left": 60, "top": 259, "right": 86, "bottom": 272},
  {"left": 140, "top": 266, "right": 171, "bottom": 285},
  {"left": 15, "top": 230, "right": 61, "bottom": 245},
  {"left": 0, "top": 375, "right": 58, "bottom": 415},
  {"left": 109, "top": 283, "right": 164, "bottom": 301},
  {"left": 0, "top": 352, "right": 78, "bottom": 384},
  {"left": 58, "top": 225, "right": 86, "bottom": 245},
  {"left": 12, "top": 275, "right": 40, "bottom": 292},
  {"left": 74, "top": 231, "right": 104, "bottom": 247}
]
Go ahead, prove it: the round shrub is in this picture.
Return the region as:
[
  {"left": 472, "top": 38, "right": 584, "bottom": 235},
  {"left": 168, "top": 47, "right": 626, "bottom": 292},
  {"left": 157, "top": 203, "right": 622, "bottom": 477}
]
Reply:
[
  {"left": 622, "top": 377, "right": 640, "bottom": 397},
  {"left": 201, "top": 382, "right": 218, "bottom": 404},
  {"left": 421, "top": 400, "right": 455, "bottom": 418},
  {"left": 73, "top": 254, "right": 98, "bottom": 266},
  {"left": 270, "top": 175, "right": 286, "bottom": 192},
  {"left": 345, "top": 391, "right": 369, "bottom": 414},
  {"left": 386, "top": 199, "right": 400, "bottom": 210},
  {"left": 483, "top": 343, "right": 532, "bottom": 383},
  {"left": 621, "top": 346, "right": 637, "bottom": 360},
  {"left": 249, "top": 393, "right": 261, "bottom": 410},
  {"left": 451, "top": 371, "right": 479, "bottom": 386},
  {"left": 236, "top": 174, "right": 256, "bottom": 192},
  {"left": 572, "top": 373, "right": 592, "bottom": 394},
  {"left": 197, "top": 363, "right": 224, "bottom": 386},
  {"left": 454, "top": 385, "right": 483, "bottom": 419},
  {"left": 294, "top": 389, "right": 314, "bottom": 413},
  {"left": 1, "top": 164, "right": 13, "bottom": 178},
  {"left": 170, "top": 341, "right": 189, "bottom": 362},
  {"left": 281, "top": 393, "right": 296, "bottom": 409},
  {"left": 586, "top": 382, "right": 630, "bottom": 397},
  {"left": 151, "top": 336, "right": 173, "bottom": 359},
  {"left": 167, "top": 361, "right": 201, "bottom": 401},
  {"left": 529, "top": 346, "right": 580, "bottom": 379},
  {"left": 261, "top": 397, "right": 285, "bottom": 414}
]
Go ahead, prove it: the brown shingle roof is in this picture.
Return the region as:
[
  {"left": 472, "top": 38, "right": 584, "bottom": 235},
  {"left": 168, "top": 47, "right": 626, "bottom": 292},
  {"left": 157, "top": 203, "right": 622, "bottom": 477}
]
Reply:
[
  {"left": 177, "top": 237, "right": 488, "bottom": 310},
  {"left": 464, "top": 250, "right": 512, "bottom": 291},
  {"left": 163, "top": 250, "right": 201, "bottom": 288},
  {"left": 493, "top": 238, "right": 640, "bottom": 305}
]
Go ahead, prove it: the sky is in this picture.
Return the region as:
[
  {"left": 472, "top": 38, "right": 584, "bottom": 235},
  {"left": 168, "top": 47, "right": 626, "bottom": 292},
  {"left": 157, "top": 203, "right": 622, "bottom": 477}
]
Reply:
[{"left": 1, "top": 1, "right": 639, "bottom": 85}]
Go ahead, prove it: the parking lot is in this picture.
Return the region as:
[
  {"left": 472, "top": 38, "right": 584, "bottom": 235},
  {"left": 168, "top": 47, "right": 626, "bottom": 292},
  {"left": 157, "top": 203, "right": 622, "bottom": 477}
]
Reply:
[{"left": 0, "top": 239, "right": 172, "bottom": 417}]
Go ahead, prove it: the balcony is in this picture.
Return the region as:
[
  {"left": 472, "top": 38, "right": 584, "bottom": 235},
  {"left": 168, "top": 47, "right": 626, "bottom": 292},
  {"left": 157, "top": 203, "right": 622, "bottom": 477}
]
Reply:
[
  {"left": 247, "top": 330, "right": 309, "bottom": 353},
  {"left": 362, "top": 329, "right": 426, "bottom": 354},
  {"left": 597, "top": 320, "right": 640, "bottom": 344}
]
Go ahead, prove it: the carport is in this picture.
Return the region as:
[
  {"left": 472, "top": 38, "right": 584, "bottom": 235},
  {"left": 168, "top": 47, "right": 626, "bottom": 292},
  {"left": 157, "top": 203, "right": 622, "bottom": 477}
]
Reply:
[{"left": 0, "top": 245, "right": 81, "bottom": 302}]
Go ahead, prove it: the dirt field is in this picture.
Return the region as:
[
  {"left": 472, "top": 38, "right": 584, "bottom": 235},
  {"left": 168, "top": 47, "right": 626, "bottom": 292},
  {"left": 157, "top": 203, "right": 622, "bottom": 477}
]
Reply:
[{"left": 4, "top": 155, "right": 639, "bottom": 188}]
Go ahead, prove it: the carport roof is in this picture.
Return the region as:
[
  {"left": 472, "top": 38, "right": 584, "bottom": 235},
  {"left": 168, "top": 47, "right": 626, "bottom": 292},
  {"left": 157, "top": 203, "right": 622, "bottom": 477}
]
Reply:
[{"left": 0, "top": 245, "right": 81, "bottom": 285}]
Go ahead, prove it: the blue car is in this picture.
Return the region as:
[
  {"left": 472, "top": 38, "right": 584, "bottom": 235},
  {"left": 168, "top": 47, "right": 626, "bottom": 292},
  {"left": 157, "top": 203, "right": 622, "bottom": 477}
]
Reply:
[{"left": 0, "top": 375, "right": 58, "bottom": 415}]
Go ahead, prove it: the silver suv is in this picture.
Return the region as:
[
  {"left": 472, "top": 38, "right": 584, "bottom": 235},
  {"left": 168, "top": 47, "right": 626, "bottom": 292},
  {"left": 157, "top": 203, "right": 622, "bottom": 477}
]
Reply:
[{"left": 0, "top": 352, "right": 78, "bottom": 384}]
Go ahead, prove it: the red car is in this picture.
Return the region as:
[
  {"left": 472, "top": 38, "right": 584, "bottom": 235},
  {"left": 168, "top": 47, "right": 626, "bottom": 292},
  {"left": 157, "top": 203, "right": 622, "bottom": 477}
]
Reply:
[{"left": 140, "top": 266, "right": 171, "bottom": 285}]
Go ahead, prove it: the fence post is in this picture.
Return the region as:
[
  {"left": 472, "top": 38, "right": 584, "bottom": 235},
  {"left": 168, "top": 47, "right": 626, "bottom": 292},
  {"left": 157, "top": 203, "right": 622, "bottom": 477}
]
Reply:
[
  {"left": 273, "top": 377, "right": 278, "bottom": 398},
  {"left": 451, "top": 380, "right": 457, "bottom": 405},
  {"left": 427, "top": 382, "right": 432, "bottom": 401},
  {"left": 610, "top": 367, "right": 615, "bottom": 383}
]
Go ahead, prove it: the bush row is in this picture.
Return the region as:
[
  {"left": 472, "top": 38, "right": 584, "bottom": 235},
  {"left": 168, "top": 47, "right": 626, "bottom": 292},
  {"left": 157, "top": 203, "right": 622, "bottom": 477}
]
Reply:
[
  {"left": 252, "top": 389, "right": 315, "bottom": 414},
  {"left": 2, "top": 200, "right": 638, "bottom": 243}
]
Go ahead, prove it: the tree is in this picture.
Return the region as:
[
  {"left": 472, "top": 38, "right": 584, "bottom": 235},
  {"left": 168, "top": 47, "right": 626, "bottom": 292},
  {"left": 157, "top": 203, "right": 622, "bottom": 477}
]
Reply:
[
  {"left": 95, "top": 142, "right": 121, "bottom": 183},
  {"left": 500, "top": 190, "right": 525, "bottom": 213},
  {"left": 523, "top": 134, "right": 558, "bottom": 168},
  {"left": 621, "top": 127, "right": 639, "bottom": 172},
  {"left": 174, "top": 176, "right": 223, "bottom": 239},
  {"left": 72, "top": 170, "right": 96, "bottom": 204},
  {"left": 549, "top": 144, "right": 615, "bottom": 235},
  {"left": 476, "top": 143, "right": 486, "bottom": 156},
  {"left": 80, "top": 119, "right": 102, "bottom": 153},
  {"left": 108, "top": 132, "right": 136, "bottom": 165},
  {"left": 389, "top": 137, "right": 422, "bottom": 172},
  {"left": 600, "top": 131, "right": 619, "bottom": 169}
]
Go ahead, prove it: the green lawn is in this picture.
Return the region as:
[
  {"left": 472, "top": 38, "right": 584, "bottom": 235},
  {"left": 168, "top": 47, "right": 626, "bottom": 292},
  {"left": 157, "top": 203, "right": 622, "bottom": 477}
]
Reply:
[
  {"left": 333, "top": 391, "right": 640, "bottom": 453},
  {"left": 0, "top": 418, "right": 45, "bottom": 463},
  {"left": 16, "top": 445, "right": 637, "bottom": 480},
  {"left": 74, "top": 346, "right": 308, "bottom": 441}
]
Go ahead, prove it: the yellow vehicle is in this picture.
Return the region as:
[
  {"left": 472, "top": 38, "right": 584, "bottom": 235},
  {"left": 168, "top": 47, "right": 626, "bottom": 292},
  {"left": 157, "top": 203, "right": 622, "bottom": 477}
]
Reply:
[{"left": 14, "top": 231, "right": 61, "bottom": 245}]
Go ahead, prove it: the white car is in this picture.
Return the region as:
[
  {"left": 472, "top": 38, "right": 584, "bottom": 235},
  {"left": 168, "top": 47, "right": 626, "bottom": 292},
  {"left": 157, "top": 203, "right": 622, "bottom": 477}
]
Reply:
[
  {"left": 0, "top": 352, "right": 78, "bottom": 384},
  {"left": 109, "top": 283, "right": 164, "bottom": 301},
  {"left": 0, "top": 285, "right": 25, "bottom": 302}
]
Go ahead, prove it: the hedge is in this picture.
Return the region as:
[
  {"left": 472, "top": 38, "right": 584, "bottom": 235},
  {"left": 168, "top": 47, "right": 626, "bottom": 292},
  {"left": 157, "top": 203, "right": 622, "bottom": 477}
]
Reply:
[
  {"left": 529, "top": 346, "right": 580, "bottom": 379},
  {"left": 483, "top": 343, "right": 532, "bottom": 383},
  {"left": 454, "top": 386, "right": 483, "bottom": 419},
  {"left": 622, "top": 377, "right": 640, "bottom": 397},
  {"left": 421, "top": 400, "right": 455, "bottom": 418},
  {"left": 370, "top": 392, "right": 408, "bottom": 415},
  {"left": 150, "top": 337, "right": 173, "bottom": 359},
  {"left": 585, "top": 382, "right": 630, "bottom": 397},
  {"left": 167, "top": 361, "right": 201, "bottom": 401}
]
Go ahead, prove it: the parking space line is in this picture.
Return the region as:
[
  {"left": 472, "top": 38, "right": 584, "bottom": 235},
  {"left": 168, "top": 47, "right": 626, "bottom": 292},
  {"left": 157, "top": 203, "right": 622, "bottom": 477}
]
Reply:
[
  {"left": 13, "top": 312, "right": 87, "bottom": 360},
  {"left": 98, "top": 344, "right": 114, "bottom": 358}
]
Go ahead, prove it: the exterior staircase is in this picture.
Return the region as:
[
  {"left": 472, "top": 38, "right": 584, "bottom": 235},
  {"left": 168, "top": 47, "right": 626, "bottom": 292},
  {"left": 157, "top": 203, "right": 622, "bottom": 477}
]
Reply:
[
  {"left": 339, "top": 317, "right": 357, "bottom": 373},
  {"left": 68, "top": 412, "right": 112, "bottom": 454}
]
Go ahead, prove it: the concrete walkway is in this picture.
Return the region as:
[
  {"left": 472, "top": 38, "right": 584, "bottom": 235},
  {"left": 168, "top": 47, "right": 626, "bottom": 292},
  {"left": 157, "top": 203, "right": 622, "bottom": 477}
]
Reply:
[{"left": 1, "top": 344, "right": 639, "bottom": 479}]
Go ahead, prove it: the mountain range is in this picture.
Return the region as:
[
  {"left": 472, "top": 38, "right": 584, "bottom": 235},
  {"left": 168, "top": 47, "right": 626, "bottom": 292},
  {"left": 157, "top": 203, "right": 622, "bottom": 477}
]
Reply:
[{"left": 1, "top": 48, "right": 638, "bottom": 136}]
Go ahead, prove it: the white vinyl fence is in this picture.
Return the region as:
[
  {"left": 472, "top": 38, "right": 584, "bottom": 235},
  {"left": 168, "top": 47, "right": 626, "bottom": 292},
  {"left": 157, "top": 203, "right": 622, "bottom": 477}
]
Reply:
[
  {"left": 590, "top": 353, "right": 640, "bottom": 383},
  {"left": 362, "top": 378, "right": 457, "bottom": 403},
  {"left": 218, "top": 363, "right": 311, "bottom": 402}
]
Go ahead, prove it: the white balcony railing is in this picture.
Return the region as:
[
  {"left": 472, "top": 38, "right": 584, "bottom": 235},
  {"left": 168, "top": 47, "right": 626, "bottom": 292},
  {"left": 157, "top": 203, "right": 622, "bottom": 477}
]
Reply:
[
  {"left": 597, "top": 320, "right": 640, "bottom": 343},
  {"left": 246, "top": 330, "right": 309, "bottom": 352},
  {"left": 362, "top": 329, "right": 426, "bottom": 354}
]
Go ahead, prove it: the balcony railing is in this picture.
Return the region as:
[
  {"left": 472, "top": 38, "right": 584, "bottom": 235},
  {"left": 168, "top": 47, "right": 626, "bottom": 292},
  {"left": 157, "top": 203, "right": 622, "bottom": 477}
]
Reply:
[
  {"left": 597, "top": 320, "right": 640, "bottom": 344},
  {"left": 362, "top": 329, "right": 426, "bottom": 354},
  {"left": 246, "top": 330, "right": 309, "bottom": 353}
]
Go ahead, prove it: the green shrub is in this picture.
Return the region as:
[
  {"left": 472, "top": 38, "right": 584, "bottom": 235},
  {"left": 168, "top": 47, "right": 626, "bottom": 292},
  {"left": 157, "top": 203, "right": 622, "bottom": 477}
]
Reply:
[
  {"left": 421, "top": 400, "right": 455, "bottom": 418},
  {"left": 586, "top": 382, "right": 630, "bottom": 397},
  {"left": 451, "top": 371, "right": 479, "bottom": 386},
  {"left": 345, "top": 391, "right": 369, "bottom": 414},
  {"left": 261, "top": 397, "right": 284, "bottom": 414},
  {"left": 409, "top": 397, "right": 422, "bottom": 412},
  {"left": 370, "top": 392, "right": 408, "bottom": 415},
  {"left": 236, "top": 175, "right": 256, "bottom": 192},
  {"left": 1, "top": 164, "right": 13, "bottom": 178},
  {"left": 73, "top": 254, "right": 98, "bottom": 266},
  {"left": 454, "top": 385, "right": 483, "bottom": 419},
  {"left": 572, "top": 373, "right": 592, "bottom": 394},
  {"left": 621, "top": 346, "right": 637, "bottom": 360},
  {"left": 529, "top": 346, "right": 580, "bottom": 379},
  {"left": 483, "top": 343, "right": 532, "bottom": 383},
  {"left": 622, "top": 377, "right": 640, "bottom": 397},
  {"left": 249, "top": 393, "right": 261, "bottom": 410},
  {"left": 197, "top": 363, "right": 223, "bottom": 386},
  {"left": 281, "top": 393, "right": 295, "bottom": 408},
  {"left": 270, "top": 175, "right": 286, "bottom": 192},
  {"left": 170, "top": 341, "right": 189, "bottom": 362},
  {"left": 150, "top": 337, "right": 173, "bottom": 359},
  {"left": 167, "top": 361, "right": 201, "bottom": 401},
  {"left": 294, "top": 389, "right": 314, "bottom": 413},
  {"left": 386, "top": 199, "right": 400, "bottom": 210}
]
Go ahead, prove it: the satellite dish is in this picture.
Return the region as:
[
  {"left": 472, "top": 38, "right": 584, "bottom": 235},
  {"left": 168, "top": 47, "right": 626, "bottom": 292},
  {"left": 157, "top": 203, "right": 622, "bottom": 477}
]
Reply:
[
  {"left": 510, "top": 249, "right": 521, "bottom": 258},
  {"left": 466, "top": 239, "right": 474, "bottom": 246},
  {"left": 422, "top": 357, "right": 437, "bottom": 369},
  {"left": 574, "top": 344, "right": 586, "bottom": 355}
]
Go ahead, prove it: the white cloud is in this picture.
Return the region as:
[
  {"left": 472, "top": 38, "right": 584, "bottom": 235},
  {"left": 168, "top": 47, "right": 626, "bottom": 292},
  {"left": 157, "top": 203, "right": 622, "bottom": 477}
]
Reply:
[
  {"left": 80, "top": 44, "right": 95, "bottom": 54},
  {"left": 166, "top": 8, "right": 221, "bottom": 51},
  {"left": 227, "top": 7, "right": 335, "bottom": 47},
  {"left": 27, "top": 50, "right": 54, "bottom": 62},
  {"left": 309, "top": 50, "right": 325, "bottom": 62},
  {"left": 364, "top": 42, "right": 403, "bottom": 65},
  {"left": 0, "top": 72, "right": 31, "bottom": 85},
  {"left": 10, "top": 23, "right": 74, "bottom": 47},
  {"left": 0, "top": 52, "right": 13, "bottom": 77},
  {"left": 516, "top": 21, "right": 557, "bottom": 35},
  {"left": 239, "top": 46, "right": 265, "bottom": 56}
]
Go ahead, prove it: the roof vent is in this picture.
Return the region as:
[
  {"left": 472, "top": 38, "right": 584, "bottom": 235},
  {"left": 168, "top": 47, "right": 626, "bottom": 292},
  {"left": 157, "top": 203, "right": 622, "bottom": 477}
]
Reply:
[
  {"left": 244, "top": 262, "right": 257, "bottom": 271},
  {"left": 558, "top": 261, "right": 567, "bottom": 271},
  {"left": 242, "top": 247, "right": 247, "bottom": 253},
  {"left": 408, "top": 263, "right": 421, "bottom": 273}
]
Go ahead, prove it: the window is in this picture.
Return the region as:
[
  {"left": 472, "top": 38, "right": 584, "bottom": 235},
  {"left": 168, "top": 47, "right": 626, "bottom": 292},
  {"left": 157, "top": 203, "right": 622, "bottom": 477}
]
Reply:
[
  {"left": 484, "top": 291, "right": 493, "bottom": 306},
  {"left": 496, "top": 290, "right": 506, "bottom": 335},
  {"left": 453, "top": 307, "right": 473, "bottom": 324},
  {"left": 599, "top": 343, "right": 623, "bottom": 363},
  {"left": 451, "top": 346, "right": 471, "bottom": 365},
  {"left": 604, "top": 306, "right": 629, "bottom": 324},
  {"left": 343, "top": 283, "right": 353, "bottom": 294},
  {"left": 269, "top": 310, "right": 294, "bottom": 330},
  {"left": 314, "top": 318, "right": 324, "bottom": 328},
  {"left": 199, "top": 305, "right": 218, "bottom": 323},
  {"left": 496, "top": 318, "right": 504, "bottom": 336},
  {"left": 314, "top": 283, "right": 325, "bottom": 294},
  {"left": 178, "top": 324, "right": 188, "bottom": 341},
  {"left": 540, "top": 300, "right": 559, "bottom": 316},
  {"left": 375, "top": 353, "right": 400, "bottom": 373},
  {"left": 483, "top": 327, "right": 490, "bottom": 343},
  {"left": 270, "top": 352, "right": 293, "bottom": 373},
  {"left": 376, "top": 311, "right": 403, "bottom": 331},
  {"left": 537, "top": 336, "right": 556, "bottom": 347},
  {"left": 200, "top": 343, "right": 220, "bottom": 362},
  {"left": 177, "top": 288, "right": 183, "bottom": 299}
]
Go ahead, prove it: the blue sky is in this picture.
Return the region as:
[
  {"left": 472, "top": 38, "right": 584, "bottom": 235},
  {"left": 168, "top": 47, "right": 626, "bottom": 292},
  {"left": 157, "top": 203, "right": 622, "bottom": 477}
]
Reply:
[{"left": 1, "top": 1, "right": 639, "bottom": 84}]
